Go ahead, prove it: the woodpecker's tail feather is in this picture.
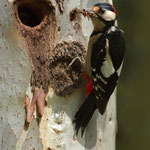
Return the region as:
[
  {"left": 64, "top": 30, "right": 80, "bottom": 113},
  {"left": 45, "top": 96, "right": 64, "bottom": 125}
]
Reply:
[
  {"left": 95, "top": 98, "right": 109, "bottom": 115},
  {"left": 73, "top": 91, "right": 97, "bottom": 136}
]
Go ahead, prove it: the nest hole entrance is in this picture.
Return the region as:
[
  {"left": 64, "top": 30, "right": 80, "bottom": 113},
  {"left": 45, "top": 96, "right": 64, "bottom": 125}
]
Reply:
[{"left": 17, "top": 0, "right": 45, "bottom": 27}]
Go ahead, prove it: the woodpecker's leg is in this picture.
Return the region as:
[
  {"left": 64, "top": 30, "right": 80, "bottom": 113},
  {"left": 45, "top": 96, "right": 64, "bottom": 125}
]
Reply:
[{"left": 25, "top": 87, "right": 46, "bottom": 123}]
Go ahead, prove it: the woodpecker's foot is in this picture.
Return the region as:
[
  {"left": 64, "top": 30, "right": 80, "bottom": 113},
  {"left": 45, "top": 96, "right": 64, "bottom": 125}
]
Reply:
[{"left": 25, "top": 87, "right": 46, "bottom": 123}]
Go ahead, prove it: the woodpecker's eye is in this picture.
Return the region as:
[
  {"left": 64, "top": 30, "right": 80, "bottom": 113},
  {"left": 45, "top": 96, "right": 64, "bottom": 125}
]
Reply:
[{"left": 100, "top": 9, "right": 105, "bottom": 14}]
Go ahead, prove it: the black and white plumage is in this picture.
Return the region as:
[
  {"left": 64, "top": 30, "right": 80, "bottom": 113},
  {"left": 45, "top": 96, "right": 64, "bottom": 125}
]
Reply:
[{"left": 74, "top": 2, "right": 125, "bottom": 136}]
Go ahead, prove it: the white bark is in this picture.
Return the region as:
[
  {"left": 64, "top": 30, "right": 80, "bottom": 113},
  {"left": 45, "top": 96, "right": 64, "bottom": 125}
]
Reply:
[{"left": 0, "top": 0, "right": 116, "bottom": 150}]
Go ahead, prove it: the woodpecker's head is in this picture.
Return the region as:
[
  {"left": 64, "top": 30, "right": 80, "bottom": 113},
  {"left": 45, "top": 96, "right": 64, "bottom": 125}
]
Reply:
[{"left": 84, "top": 2, "right": 117, "bottom": 32}]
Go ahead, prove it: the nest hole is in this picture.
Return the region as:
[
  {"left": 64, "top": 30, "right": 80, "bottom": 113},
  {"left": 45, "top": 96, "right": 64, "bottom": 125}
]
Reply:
[{"left": 17, "top": 0, "right": 45, "bottom": 27}]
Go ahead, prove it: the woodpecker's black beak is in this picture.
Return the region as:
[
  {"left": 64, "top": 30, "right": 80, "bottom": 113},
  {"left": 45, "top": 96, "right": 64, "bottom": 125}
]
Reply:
[{"left": 85, "top": 8, "right": 94, "bottom": 13}]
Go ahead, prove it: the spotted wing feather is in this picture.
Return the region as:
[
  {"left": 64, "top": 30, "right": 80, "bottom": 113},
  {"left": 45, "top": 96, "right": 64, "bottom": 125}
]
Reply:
[{"left": 91, "top": 28, "right": 125, "bottom": 114}]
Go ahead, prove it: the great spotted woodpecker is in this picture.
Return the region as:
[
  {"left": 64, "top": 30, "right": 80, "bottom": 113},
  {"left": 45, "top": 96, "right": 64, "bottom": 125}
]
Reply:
[{"left": 73, "top": 2, "right": 125, "bottom": 135}]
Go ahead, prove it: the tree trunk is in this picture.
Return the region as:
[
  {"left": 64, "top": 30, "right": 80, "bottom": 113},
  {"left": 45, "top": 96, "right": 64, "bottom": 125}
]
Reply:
[{"left": 0, "top": 0, "right": 116, "bottom": 150}]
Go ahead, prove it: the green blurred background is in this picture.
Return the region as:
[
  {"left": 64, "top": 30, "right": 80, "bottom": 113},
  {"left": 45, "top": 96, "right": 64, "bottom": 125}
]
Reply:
[{"left": 114, "top": 0, "right": 150, "bottom": 150}]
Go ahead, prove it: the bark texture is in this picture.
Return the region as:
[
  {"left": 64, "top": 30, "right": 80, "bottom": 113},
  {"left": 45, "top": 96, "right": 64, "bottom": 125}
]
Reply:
[{"left": 0, "top": 0, "right": 116, "bottom": 150}]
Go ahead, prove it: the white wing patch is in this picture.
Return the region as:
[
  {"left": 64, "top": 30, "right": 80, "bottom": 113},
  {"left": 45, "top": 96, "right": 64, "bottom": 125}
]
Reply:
[
  {"left": 100, "top": 39, "right": 115, "bottom": 78},
  {"left": 101, "top": 59, "right": 115, "bottom": 78}
]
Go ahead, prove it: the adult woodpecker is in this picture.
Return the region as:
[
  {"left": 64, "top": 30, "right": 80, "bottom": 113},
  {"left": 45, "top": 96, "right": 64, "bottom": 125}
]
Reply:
[{"left": 73, "top": 2, "right": 125, "bottom": 135}]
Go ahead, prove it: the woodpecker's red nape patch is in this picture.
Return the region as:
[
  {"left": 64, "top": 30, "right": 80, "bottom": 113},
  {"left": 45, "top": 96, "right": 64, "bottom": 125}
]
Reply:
[
  {"left": 112, "top": 6, "right": 117, "bottom": 16},
  {"left": 83, "top": 72, "right": 93, "bottom": 96}
]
